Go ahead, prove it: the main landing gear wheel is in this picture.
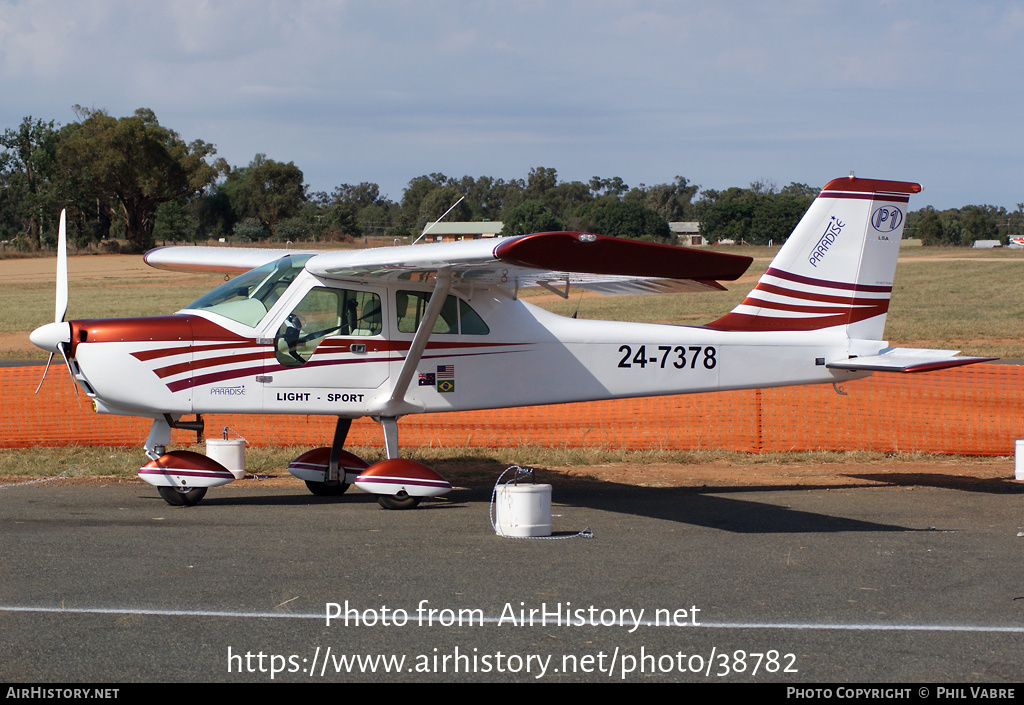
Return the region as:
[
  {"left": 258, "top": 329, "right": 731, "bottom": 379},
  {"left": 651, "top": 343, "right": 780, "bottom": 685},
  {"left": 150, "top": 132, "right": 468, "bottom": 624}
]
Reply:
[
  {"left": 304, "top": 480, "right": 350, "bottom": 497},
  {"left": 377, "top": 492, "right": 420, "bottom": 510},
  {"left": 157, "top": 486, "right": 207, "bottom": 507}
]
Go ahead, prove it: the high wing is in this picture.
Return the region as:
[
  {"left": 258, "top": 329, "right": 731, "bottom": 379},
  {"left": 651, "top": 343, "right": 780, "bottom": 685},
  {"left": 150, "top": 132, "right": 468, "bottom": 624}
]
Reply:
[
  {"left": 144, "top": 232, "right": 753, "bottom": 295},
  {"left": 144, "top": 245, "right": 318, "bottom": 273}
]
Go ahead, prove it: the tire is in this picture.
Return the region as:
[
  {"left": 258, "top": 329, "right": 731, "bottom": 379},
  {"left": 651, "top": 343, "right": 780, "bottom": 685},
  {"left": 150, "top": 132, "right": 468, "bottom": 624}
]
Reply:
[
  {"left": 157, "top": 485, "right": 207, "bottom": 507},
  {"left": 304, "top": 480, "right": 350, "bottom": 497},
  {"left": 377, "top": 493, "right": 420, "bottom": 510}
]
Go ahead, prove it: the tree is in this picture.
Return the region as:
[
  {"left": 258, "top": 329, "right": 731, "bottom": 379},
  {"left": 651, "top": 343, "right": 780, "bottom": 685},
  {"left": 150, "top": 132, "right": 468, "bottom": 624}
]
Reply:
[
  {"left": 224, "top": 154, "right": 306, "bottom": 238},
  {"left": 401, "top": 173, "right": 451, "bottom": 225},
  {"left": 698, "top": 186, "right": 814, "bottom": 244},
  {"left": 153, "top": 199, "right": 199, "bottom": 243},
  {"left": 588, "top": 176, "right": 629, "bottom": 198},
  {"left": 542, "top": 180, "right": 592, "bottom": 220},
  {"left": 502, "top": 199, "right": 563, "bottom": 236},
  {"left": 526, "top": 167, "right": 558, "bottom": 199},
  {"left": 960, "top": 205, "right": 999, "bottom": 244},
  {"left": 0, "top": 117, "right": 60, "bottom": 247},
  {"left": 624, "top": 176, "right": 701, "bottom": 222},
  {"left": 56, "top": 107, "right": 223, "bottom": 252},
  {"left": 916, "top": 208, "right": 945, "bottom": 245},
  {"left": 569, "top": 200, "right": 670, "bottom": 241},
  {"left": 308, "top": 190, "right": 363, "bottom": 241},
  {"left": 417, "top": 186, "right": 471, "bottom": 230}
]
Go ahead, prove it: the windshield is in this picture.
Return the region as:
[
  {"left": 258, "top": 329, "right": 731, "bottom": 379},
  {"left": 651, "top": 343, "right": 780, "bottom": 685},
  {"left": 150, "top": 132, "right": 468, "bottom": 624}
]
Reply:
[{"left": 185, "top": 255, "right": 313, "bottom": 327}]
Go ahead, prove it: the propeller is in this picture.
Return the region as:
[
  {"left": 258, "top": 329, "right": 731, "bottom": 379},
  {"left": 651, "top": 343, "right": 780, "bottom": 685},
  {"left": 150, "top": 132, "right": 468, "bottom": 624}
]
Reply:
[{"left": 30, "top": 209, "right": 75, "bottom": 395}]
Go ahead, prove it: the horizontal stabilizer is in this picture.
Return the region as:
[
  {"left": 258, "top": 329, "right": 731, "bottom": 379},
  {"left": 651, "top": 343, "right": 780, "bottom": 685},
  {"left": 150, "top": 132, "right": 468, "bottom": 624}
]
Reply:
[{"left": 827, "top": 348, "right": 997, "bottom": 373}]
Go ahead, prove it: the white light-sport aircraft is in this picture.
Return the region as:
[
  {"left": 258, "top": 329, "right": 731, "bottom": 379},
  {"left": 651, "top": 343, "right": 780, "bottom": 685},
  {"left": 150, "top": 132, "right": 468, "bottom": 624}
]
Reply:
[{"left": 31, "top": 176, "right": 992, "bottom": 508}]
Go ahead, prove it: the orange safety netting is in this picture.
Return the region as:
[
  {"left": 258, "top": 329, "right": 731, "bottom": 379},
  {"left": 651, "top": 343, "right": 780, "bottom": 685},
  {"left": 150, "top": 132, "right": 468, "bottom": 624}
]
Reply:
[{"left": 2, "top": 363, "right": 1023, "bottom": 455}]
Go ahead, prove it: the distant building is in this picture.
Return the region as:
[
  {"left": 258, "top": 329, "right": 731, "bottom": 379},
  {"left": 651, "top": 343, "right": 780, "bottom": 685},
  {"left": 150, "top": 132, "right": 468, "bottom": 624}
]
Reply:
[
  {"left": 421, "top": 222, "right": 503, "bottom": 242},
  {"left": 670, "top": 222, "right": 704, "bottom": 246}
]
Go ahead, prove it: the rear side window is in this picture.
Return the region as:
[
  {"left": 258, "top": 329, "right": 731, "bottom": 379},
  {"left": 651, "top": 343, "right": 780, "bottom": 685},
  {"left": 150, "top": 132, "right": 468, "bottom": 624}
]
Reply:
[{"left": 395, "top": 291, "right": 489, "bottom": 335}]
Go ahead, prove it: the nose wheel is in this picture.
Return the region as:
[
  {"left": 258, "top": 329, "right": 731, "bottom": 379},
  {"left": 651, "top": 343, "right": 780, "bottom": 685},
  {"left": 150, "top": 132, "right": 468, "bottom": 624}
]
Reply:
[
  {"left": 304, "top": 479, "right": 350, "bottom": 496},
  {"left": 377, "top": 492, "right": 421, "bottom": 510},
  {"left": 157, "top": 486, "right": 207, "bottom": 507}
]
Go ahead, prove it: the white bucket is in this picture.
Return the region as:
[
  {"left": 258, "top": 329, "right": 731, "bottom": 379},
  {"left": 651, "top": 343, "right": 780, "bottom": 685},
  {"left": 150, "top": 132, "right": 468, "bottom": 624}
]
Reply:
[
  {"left": 206, "top": 438, "right": 246, "bottom": 480},
  {"left": 1016, "top": 440, "right": 1024, "bottom": 481},
  {"left": 495, "top": 484, "right": 552, "bottom": 537}
]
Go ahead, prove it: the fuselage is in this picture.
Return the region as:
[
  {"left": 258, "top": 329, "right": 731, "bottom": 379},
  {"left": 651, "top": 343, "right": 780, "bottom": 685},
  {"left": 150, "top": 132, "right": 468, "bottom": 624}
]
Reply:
[{"left": 65, "top": 267, "right": 871, "bottom": 421}]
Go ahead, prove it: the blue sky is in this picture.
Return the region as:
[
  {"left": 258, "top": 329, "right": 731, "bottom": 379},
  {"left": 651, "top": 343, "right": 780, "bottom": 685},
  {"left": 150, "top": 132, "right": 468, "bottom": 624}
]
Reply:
[{"left": 1, "top": 0, "right": 1021, "bottom": 210}]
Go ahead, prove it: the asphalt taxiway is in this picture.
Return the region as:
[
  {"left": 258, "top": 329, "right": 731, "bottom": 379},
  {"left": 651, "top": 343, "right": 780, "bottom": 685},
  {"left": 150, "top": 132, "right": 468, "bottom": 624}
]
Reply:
[{"left": 1, "top": 475, "right": 1022, "bottom": 683}]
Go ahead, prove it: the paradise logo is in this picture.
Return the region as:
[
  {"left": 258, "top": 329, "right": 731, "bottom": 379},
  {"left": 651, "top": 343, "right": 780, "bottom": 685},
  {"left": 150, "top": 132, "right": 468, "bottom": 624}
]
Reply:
[
  {"left": 211, "top": 385, "right": 246, "bottom": 396},
  {"left": 808, "top": 217, "right": 845, "bottom": 268}
]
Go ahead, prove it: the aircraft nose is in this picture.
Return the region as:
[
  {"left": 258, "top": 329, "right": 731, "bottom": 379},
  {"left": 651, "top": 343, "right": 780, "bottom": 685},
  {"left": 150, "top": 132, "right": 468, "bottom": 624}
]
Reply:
[{"left": 30, "top": 321, "right": 71, "bottom": 354}]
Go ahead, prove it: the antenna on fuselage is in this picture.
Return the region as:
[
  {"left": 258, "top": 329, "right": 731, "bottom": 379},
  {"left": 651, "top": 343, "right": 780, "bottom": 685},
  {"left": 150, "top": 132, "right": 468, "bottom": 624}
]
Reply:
[{"left": 413, "top": 196, "right": 465, "bottom": 245}]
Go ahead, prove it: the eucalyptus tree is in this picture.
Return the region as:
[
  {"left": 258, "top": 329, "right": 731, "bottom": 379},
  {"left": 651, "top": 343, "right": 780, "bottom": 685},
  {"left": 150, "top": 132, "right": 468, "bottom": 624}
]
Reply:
[
  {"left": 0, "top": 116, "right": 60, "bottom": 247},
  {"left": 56, "top": 107, "right": 223, "bottom": 252},
  {"left": 223, "top": 153, "right": 306, "bottom": 239}
]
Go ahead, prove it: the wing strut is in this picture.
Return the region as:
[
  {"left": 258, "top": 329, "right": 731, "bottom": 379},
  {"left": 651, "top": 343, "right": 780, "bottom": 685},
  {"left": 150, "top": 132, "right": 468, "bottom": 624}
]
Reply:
[{"left": 376, "top": 269, "right": 453, "bottom": 419}]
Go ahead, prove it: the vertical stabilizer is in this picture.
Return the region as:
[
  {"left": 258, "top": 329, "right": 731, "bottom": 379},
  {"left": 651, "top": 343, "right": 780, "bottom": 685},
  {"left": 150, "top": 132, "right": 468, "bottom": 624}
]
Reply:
[{"left": 707, "top": 176, "right": 920, "bottom": 340}]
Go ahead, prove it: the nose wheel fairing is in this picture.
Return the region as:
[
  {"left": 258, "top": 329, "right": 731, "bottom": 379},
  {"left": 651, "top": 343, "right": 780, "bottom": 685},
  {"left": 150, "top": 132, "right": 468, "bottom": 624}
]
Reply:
[
  {"left": 139, "top": 450, "right": 236, "bottom": 490},
  {"left": 287, "top": 446, "right": 368, "bottom": 495},
  {"left": 353, "top": 458, "right": 452, "bottom": 499}
]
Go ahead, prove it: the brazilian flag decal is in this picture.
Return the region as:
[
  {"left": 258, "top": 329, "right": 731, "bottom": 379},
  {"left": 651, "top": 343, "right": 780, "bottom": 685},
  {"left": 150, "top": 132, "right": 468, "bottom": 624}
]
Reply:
[{"left": 436, "top": 364, "right": 455, "bottom": 393}]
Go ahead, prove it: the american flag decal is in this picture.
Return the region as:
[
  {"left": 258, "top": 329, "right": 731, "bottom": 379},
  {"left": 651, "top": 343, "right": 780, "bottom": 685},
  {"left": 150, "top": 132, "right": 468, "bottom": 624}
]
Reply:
[{"left": 436, "top": 364, "right": 455, "bottom": 393}]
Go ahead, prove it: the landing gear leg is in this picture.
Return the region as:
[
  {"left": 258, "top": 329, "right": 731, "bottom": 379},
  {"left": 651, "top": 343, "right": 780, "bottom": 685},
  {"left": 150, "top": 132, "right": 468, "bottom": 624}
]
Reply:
[
  {"left": 380, "top": 416, "right": 399, "bottom": 459},
  {"left": 144, "top": 416, "right": 172, "bottom": 461},
  {"left": 375, "top": 417, "right": 419, "bottom": 508}
]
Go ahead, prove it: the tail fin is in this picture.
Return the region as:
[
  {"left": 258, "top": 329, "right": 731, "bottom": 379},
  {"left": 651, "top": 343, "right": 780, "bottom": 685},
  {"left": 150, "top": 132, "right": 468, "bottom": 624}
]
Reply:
[{"left": 707, "top": 176, "right": 920, "bottom": 339}]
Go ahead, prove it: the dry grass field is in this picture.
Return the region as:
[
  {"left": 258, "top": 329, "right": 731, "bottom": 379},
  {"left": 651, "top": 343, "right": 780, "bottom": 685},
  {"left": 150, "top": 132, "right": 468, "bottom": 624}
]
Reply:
[{"left": 2, "top": 245, "right": 1021, "bottom": 487}]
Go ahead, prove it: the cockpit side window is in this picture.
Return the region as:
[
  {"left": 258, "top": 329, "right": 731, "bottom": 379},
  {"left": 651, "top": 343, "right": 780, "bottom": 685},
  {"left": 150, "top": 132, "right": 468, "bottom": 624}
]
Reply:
[
  {"left": 395, "top": 290, "right": 489, "bottom": 335},
  {"left": 185, "top": 255, "right": 313, "bottom": 328},
  {"left": 275, "top": 287, "right": 382, "bottom": 367}
]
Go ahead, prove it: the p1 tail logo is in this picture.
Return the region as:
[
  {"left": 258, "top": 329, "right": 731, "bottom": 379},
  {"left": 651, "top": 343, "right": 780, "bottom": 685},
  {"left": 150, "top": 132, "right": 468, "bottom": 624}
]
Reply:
[{"left": 871, "top": 206, "right": 903, "bottom": 232}]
